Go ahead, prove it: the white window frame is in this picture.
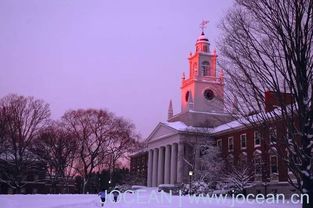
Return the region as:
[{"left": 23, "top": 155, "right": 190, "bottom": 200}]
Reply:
[
  {"left": 254, "top": 131, "right": 261, "bottom": 147},
  {"left": 217, "top": 139, "right": 222, "bottom": 149},
  {"left": 228, "top": 136, "right": 234, "bottom": 152},
  {"left": 254, "top": 156, "right": 262, "bottom": 176},
  {"left": 270, "top": 155, "right": 278, "bottom": 175},
  {"left": 240, "top": 133, "right": 247, "bottom": 150},
  {"left": 269, "top": 127, "right": 277, "bottom": 144},
  {"left": 239, "top": 152, "right": 248, "bottom": 166},
  {"left": 227, "top": 154, "right": 234, "bottom": 166}
]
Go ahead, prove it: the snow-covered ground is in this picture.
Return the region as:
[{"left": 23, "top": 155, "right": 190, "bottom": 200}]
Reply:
[{"left": 0, "top": 188, "right": 302, "bottom": 208}]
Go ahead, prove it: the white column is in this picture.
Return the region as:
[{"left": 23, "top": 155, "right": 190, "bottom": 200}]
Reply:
[
  {"left": 158, "top": 146, "right": 165, "bottom": 185},
  {"left": 147, "top": 150, "right": 153, "bottom": 187},
  {"left": 170, "top": 143, "right": 177, "bottom": 184},
  {"left": 177, "top": 143, "right": 184, "bottom": 183},
  {"left": 152, "top": 148, "right": 158, "bottom": 187},
  {"left": 164, "top": 145, "right": 171, "bottom": 184}
]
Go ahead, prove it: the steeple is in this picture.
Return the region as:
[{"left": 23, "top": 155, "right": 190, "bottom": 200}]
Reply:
[
  {"left": 179, "top": 20, "right": 225, "bottom": 114},
  {"left": 168, "top": 100, "right": 173, "bottom": 120}
]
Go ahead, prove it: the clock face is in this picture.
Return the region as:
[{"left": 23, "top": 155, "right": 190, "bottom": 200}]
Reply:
[{"left": 204, "top": 89, "right": 214, "bottom": 100}]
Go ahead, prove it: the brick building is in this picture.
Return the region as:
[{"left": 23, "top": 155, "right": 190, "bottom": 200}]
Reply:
[
  {"left": 0, "top": 160, "right": 76, "bottom": 194},
  {"left": 130, "top": 151, "right": 148, "bottom": 185},
  {"left": 130, "top": 24, "right": 296, "bottom": 195}
]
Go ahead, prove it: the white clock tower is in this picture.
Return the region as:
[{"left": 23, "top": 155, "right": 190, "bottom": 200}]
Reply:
[
  {"left": 181, "top": 31, "right": 224, "bottom": 113},
  {"left": 168, "top": 22, "right": 230, "bottom": 127}
]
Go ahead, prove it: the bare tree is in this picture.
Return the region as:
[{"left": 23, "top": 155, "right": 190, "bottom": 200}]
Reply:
[
  {"left": 61, "top": 109, "right": 116, "bottom": 193},
  {"left": 0, "top": 94, "right": 50, "bottom": 193},
  {"left": 0, "top": 105, "right": 9, "bottom": 156},
  {"left": 32, "top": 123, "right": 77, "bottom": 193},
  {"left": 219, "top": 0, "right": 313, "bottom": 207},
  {"left": 105, "top": 117, "right": 140, "bottom": 176}
]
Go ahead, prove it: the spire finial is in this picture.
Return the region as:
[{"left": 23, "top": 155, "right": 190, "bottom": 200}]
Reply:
[
  {"left": 200, "top": 20, "right": 209, "bottom": 34},
  {"left": 168, "top": 100, "right": 173, "bottom": 120}
]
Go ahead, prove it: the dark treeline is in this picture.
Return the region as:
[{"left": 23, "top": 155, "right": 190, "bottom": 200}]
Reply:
[{"left": 0, "top": 94, "right": 141, "bottom": 194}]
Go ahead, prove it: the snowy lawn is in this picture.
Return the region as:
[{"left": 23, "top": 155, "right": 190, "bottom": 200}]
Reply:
[{"left": 0, "top": 188, "right": 302, "bottom": 208}]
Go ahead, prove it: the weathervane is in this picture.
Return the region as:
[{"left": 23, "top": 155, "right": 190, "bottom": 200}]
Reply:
[{"left": 200, "top": 20, "right": 209, "bottom": 34}]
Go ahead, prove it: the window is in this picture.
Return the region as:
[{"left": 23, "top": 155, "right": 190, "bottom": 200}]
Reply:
[
  {"left": 217, "top": 139, "right": 222, "bottom": 149},
  {"left": 228, "top": 137, "right": 234, "bottom": 152},
  {"left": 185, "top": 91, "right": 190, "bottom": 102},
  {"left": 240, "top": 134, "right": 247, "bottom": 149},
  {"left": 270, "top": 155, "right": 278, "bottom": 174},
  {"left": 201, "top": 61, "right": 210, "bottom": 76},
  {"left": 203, "top": 45, "right": 208, "bottom": 52},
  {"left": 254, "top": 131, "right": 261, "bottom": 147},
  {"left": 238, "top": 153, "right": 248, "bottom": 167},
  {"left": 254, "top": 155, "right": 262, "bottom": 175},
  {"left": 269, "top": 127, "right": 277, "bottom": 143},
  {"left": 227, "top": 154, "right": 234, "bottom": 166}
]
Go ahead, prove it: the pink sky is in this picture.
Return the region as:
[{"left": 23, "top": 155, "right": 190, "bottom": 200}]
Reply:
[{"left": 0, "top": 0, "right": 233, "bottom": 138}]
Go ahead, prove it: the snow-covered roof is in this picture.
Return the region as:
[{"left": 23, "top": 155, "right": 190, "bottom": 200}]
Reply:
[
  {"left": 162, "top": 121, "right": 187, "bottom": 131},
  {"left": 210, "top": 119, "right": 245, "bottom": 135},
  {"left": 147, "top": 106, "right": 284, "bottom": 140},
  {"left": 162, "top": 121, "right": 212, "bottom": 133},
  {"left": 189, "top": 110, "right": 231, "bottom": 116},
  {"left": 211, "top": 106, "right": 285, "bottom": 135}
]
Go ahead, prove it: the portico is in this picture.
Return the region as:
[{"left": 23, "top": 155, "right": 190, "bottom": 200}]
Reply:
[{"left": 147, "top": 142, "right": 184, "bottom": 186}]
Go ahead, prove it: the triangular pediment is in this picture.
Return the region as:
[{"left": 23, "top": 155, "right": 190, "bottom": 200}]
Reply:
[{"left": 146, "top": 122, "right": 179, "bottom": 143}]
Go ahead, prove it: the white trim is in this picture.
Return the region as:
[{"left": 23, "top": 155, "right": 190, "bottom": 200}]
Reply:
[
  {"left": 270, "top": 155, "right": 279, "bottom": 179},
  {"left": 253, "top": 149, "right": 262, "bottom": 155},
  {"left": 240, "top": 133, "right": 247, "bottom": 150},
  {"left": 269, "top": 127, "right": 277, "bottom": 143},
  {"left": 217, "top": 139, "right": 222, "bottom": 149},
  {"left": 254, "top": 156, "right": 262, "bottom": 176},
  {"left": 228, "top": 136, "right": 234, "bottom": 152},
  {"left": 254, "top": 130, "right": 261, "bottom": 147}
]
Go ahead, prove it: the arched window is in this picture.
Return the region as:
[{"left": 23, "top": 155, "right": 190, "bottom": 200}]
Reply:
[
  {"left": 253, "top": 150, "right": 262, "bottom": 181},
  {"left": 269, "top": 127, "right": 277, "bottom": 144},
  {"left": 269, "top": 147, "right": 279, "bottom": 181},
  {"left": 201, "top": 61, "right": 210, "bottom": 76},
  {"left": 227, "top": 154, "right": 234, "bottom": 167},
  {"left": 228, "top": 136, "right": 234, "bottom": 152},
  {"left": 185, "top": 91, "right": 190, "bottom": 102},
  {"left": 238, "top": 152, "right": 248, "bottom": 167},
  {"left": 270, "top": 155, "right": 278, "bottom": 174},
  {"left": 254, "top": 130, "right": 261, "bottom": 147}
]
